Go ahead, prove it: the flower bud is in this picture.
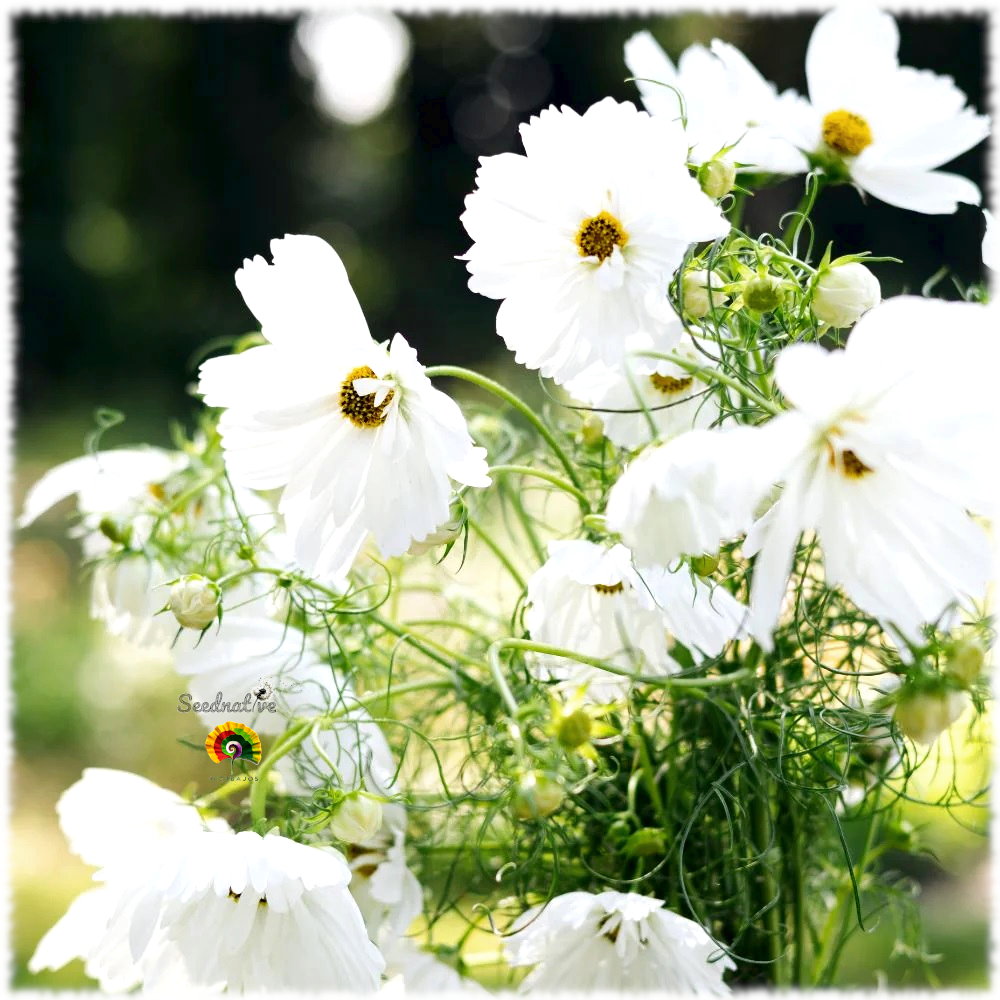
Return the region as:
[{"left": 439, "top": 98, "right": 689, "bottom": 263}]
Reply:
[
  {"left": 689, "top": 553, "right": 720, "bottom": 577},
  {"left": 893, "top": 686, "right": 970, "bottom": 746},
  {"left": 743, "top": 274, "right": 784, "bottom": 313},
  {"left": 328, "top": 792, "right": 383, "bottom": 844},
  {"left": 578, "top": 413, "right": 605, "bottom": 449},
  {"left": 98, "top": 516, "right": 130, "bottom": 546},
  {"left": 811, "top": 261, "right": 880, "bottom": 328},
  {"left": 168, "top": 575, "right": 220, "bottom": 630},
  {"left": 511, "top": 772, "right": 564, "bottom": 820},
  {"left": 407, "top": 514, "right": 464, "bottom": 556},
  {"left": 944, "top": 637, "right": 986, "bottom": 687},
  {"left": 681, "top": 269, "right": 726, "bottom": 319},
  {"left": 556, "top": 710, "right": 593, "bottom": 750},
  {"left": 623, "top": 827, "right": 666, "bottom": 857},
  {"left": 697, "top": 157, "right": 737, "bottom": 200}
]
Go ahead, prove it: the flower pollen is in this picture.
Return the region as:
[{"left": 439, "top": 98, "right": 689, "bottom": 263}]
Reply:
[
  {"left": 830, "top": 447, "right": 874, "bottom": 479},
  {"left": 822, "top": 110, "right": 873, "bottom": 157},
  {"left": 340, "top": 366, "right": 393, "bottom": 429},
  {"left": 576, "top": 211, "right": 629, "bottom": 262},
  {"left": 594, "top": 581, "right": 625, "bottom": 595},
  {"left": 649, "top": 373, "right": 694, "bottom": 395}
]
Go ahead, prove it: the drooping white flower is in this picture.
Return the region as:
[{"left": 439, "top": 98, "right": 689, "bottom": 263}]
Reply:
[
  {"left": 743, "top": 296, "right": 998, "bottom": 648},
  {"left": 984, "top": 209, "right": 998, "bottom": 272},
  {"left": 460, "top": 97, "right": 730, "bottom": 385},
  {"left": 605, "top": 426, "right": 780, "bottom": 566},
  {"left": 566, "top": 331, "right": 719, "bottom": 450},
  {"left": 504, "top": 890, "right": 734, "bottom": 993},
  {"left": 199, "top": 234, "right": 490, "bottom": 580},
  {"left": 773, "top": 6, "right": 990, "bottom": 213},
  {"left": 525, "top": 540, "right": 744, "bottom": 701},
  {"left": 107, "top": 828, "right": 385, "bottom": 992},
  {"left": 810, "top": 260, "right": 881, "bottom": 328},
  {"left": 29, "top": 769, "right": 225, "bottom": 991},
  {"left": 624, "top": 31, "right": 809, "bottom": 175}
]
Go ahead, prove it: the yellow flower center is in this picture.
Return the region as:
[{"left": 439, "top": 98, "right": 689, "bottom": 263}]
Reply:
[
  {"left": 649, "top": 373, "right": 694, "bottom": 395},
  {"left": 576, "top": 211, "right": 628, "bottom": 262},
  {"left": 339, "top": 366, "right": 393, "bottom": 429},
  {"left": 829, "top": 447, "right": 873, "bottom": 479},
  {"left": 593, "top": 581, "right": 625, "bottom": 595},
  {"left": 822, "top": 110, "right": 873, "bottom": 157}
]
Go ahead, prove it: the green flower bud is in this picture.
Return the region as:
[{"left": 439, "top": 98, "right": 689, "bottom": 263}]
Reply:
[
  {"left": 556, "top": 710, "right": 593, "bottom": 750},
  {"left": 743, "top": 275, "right": 785, "bottom": 313},
  {"left": 697, "top": 157, "right": 737, "bottom": 200},
  {"left": 681, "top": 269, "right": 727, "bottom": 319},
  {"left": 578, "top": 413, "right": 605, "bottom": 449},
  {"left": 689, "top": 553, "right": 720, "bottom": 577},
  {"left": 98, "top": 516, "right": 129, "bottom": 546},
  {"left": 894, "top": 686, "right": 970, "bottom": 746},
  {"left": 511, "top": 772, "right": 564, "bottom": 820},
  {"left": 623, "top": 827, "right": 666, "bottom": 857},
  {"left": 944, "top": 637, "right": 986, "bottom": 687},
  {"left": 169, "top": 575, "right": 221, "bottom": 630}
]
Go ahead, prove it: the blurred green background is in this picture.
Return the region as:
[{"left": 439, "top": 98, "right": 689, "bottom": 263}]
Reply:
[{"left": 12, "top": 11, "right": 990, "bottom": 989}]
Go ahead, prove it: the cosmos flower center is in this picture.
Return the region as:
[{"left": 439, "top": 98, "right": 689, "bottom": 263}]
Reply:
[
  {"left": 594, "top": 581, "right": 625, "bottom": 595},
  {"left": 822, "top": 110, "right": 873, "bottom": 156},
  {"left": 649, "top": 373, "right": 693, "bottom": 395},
  {"left": 576, "top": 211, "right": 629, "bottom": 263},
  {"left": 340, "top": 366, "right": 394, "bottom": 429},
  {"left": 829, "top": 446, "right": 874, "bottom": 479}
]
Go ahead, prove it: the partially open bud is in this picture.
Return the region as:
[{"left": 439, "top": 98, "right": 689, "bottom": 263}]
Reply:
[
  {"left": 743, "top": 274, "right": 785, "bottom": 313},
  {"left": 328, "top": 792, "right": 384, "bottom": 844},
  {"left": 511, "top": 772, "right": 564, "bottom": 820},
  {"left": 681, "top": 269, "right": 727, "bottom": 319},
  {"left": 168, "top": 575, "right": 220, "bottom": 630},
  {"left": 811, "top": 261, "right": 880, "bottom": 328},
  {"left": 697, "top": 157, "right": 737, "bottom": 200},
  {"left": 893, "top": 685, "right": 970, "bottom": 746},
  {"left": 944, "top": 637, "right": 986, "bottom": 688}
]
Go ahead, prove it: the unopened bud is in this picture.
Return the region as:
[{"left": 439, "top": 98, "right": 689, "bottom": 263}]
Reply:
[
  {"left": 689, "top": 553, "right": 720, "bottom": 577},
  {"left": 623, "top": 827, "right": 666, "bottom": 857},
  {"left": 169, "top": 575, "right": 221, "bottom": 630},
  {"left": 578, "top": 413, "right": 605, "bottom": 449},
  {"left": 945, "top": 637, "right": 986, "bottom": 687},
  {"left": 98, "top": 516, "right": 129, "bottom": 546},
  {"left": 697, "top": 157, "right": 737, "bottom": 200},
  {"left": 743, "top": 275, "right": 784, "bottom": 313},
  {"left": 893, "top": 686, "right": 970, "bottom": 746},
  {"left": 511, "top": 772, "right": 564, "bottom": 820},
  {"left": 328, "top": 792, "right": 384, "bottom": 844},
  {"left": 557, "top": 710, "right": 593, "bottom": 750},
  {"left": 811, "top": 261, "right": 880, "bottom": 328},
  {"left": 681, "top": 269, "right": 727, "bottom": 319}
]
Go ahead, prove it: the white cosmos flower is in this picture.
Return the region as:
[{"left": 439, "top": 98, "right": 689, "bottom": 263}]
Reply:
[
  {"left": 460, "top": 97, "right": 730, "bottom": 385},
  {"left": 29, "top": 769, "right": 226, "bottom": 991},
  {"left": 525, "top": 540, "right": 744, "bottom": 701},
  {"left": 382, "top": 938, "right": 488, "bottom": 994},
  {"left": 504, "top": 890, "right": 734, "bottom": 993},
  {"left": 566, "top": 331, "right": 719, "bottom": 450},
  {"left": 984, "top": 209, "right": 998, "bottom": 272},
  {"left": 624, "top": 31, "right": 809, "bottom": 174},
  {"left": 605, "top": 426, "right": 781, "bottom": 566},
  {"left": 743, "top": 296, "right": 998, "bottom": 648},
  {"left": 199, "top": 234, "right": 490, "bottom": 580},
  {"left": 773, "top": 6, "right": 990, "bottom": 213},
  {"left": 106, "top": 828, "right": 384, "bottom": 992}
]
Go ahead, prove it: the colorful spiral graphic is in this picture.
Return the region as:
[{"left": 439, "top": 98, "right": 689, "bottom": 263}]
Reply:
[{"left": 205, "top": 721, "right": 261, "bottom": 773}]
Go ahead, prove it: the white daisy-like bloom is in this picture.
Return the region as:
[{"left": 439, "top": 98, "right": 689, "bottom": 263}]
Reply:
[
  {"left": 382, "top": 938, "right": 488, "bottom": 994},
  {"left": 772, "top": 6, "right": 990, "bottom": 213},
  {"left": 743, "top": 296, "right": 997, "bottom": 648},
  {"left": 566, "top": 331, "right": 719, "bottom": 450},
  {"left": 105, "top": 828, "right": 385, "bottom": 992},
  {"left": 605, "top": 426, "right": 780, "bottom": 566},
  {"left": 525, "top": 540, "right": 744, "bottom": 701},
  {"left": 199, "top": 234, "right": 490, "bottom": 580},
  {"left": 624, "top": 31, "right": 809, "bottom": 174},
  {"left": 460, "top": 97, "right": 730, "bottom": 385},
  {"left": 984, "top": 209, "right": 998, "bottom": 272},
  {"left": 504, "top": 890, "right": 734, "bottom": 993},
  {"left": 29, "top": 769, "right": 225, "bottom": 990}
]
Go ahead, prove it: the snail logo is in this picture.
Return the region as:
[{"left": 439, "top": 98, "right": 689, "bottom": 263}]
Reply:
[{"left": 205, "top": 721, "right": 261, "bottom": 776}]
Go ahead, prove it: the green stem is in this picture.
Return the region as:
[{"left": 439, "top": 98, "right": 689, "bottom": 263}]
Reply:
[
  {"left": 751, "top": 787, "right": 784, "bottom": 986},
  {"left": 490, "top": 464, "right": 590, "bottom": 510},
  {"left": 502, "top": 480, "right": 547, "bottom": 566},
  {"left": 424, "top": 365, "right": 586, "bottom": 496}
]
